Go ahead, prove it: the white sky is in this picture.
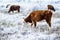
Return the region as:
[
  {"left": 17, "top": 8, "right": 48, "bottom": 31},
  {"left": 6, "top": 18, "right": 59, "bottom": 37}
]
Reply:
[
  {"left": 30, "top": 0, "right": 59, "bottom": 1},
  {"left": 1, "top": 0, "right": 59, "bottom": 2}
]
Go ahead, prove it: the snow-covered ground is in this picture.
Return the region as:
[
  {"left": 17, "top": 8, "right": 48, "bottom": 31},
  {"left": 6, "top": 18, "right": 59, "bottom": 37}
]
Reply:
[{"left": 0, "top": 0, "right": 60, "bottom": 40}]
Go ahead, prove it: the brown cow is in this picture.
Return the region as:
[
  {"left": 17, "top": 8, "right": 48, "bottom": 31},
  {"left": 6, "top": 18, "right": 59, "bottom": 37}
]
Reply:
[
  {"left": 24, "top": 10, "right": 52, "bottom": 30},
  {"left": 6, "top": 5, "right": 20, "bottom": 13},
  {"left": 47, "top": 5, "right": 55, "bottom": 11}
]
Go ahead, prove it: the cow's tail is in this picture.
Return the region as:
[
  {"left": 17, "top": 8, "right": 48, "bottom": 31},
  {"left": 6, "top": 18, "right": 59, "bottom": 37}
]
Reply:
[{"left": 6, "top": 4, "right": 10, "bottom": 8}]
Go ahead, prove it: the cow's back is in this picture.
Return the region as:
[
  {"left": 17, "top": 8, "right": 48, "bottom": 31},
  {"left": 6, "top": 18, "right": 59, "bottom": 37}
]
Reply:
[{"left": 30, "top": 10, "right": 52, "bottom": 21}]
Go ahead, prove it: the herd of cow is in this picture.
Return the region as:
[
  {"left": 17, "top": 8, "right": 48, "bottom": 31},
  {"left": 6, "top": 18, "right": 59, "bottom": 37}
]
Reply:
[{"left": 6, "top": 4, "right": 55, "bottom": 30}]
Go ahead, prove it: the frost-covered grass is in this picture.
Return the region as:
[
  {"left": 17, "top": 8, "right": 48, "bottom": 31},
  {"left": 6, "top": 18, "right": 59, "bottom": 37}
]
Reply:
[{"left": 0, "top": 0, "right": 60, "bottom": 40}]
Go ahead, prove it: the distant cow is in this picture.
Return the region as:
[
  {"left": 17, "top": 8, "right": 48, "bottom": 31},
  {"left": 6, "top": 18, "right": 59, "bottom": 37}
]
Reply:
[
  {"left": 24, "top": 10, "right": 52, "bottom": 30},
  {"left": 47, "top": 5, "right": 55, "bottom": 11},
  {"left": 6, "top": 5, "right": 20, "bottom": 13}
]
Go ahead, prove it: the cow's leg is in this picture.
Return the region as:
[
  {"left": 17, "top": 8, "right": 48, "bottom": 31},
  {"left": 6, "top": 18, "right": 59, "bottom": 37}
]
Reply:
[
  {"left": 46, "top": 20, "right": 51, "bottom": 27},
  {"left": 46, "top": 18, "right": 51, "bottom": 30},
  {"left": 8, "top": 10, "right": 10, "bottom": 13},
  {"left": 12, "top": 10, "right": 14, "bottom": 13},
  {"left": 31, "top": 21, "right": 34, "bottom": 27},
  {"left": 33, "top": 21, "right": 36, "bottom": 28},
  {"left": 31, "top": 23, "right": 33, "bottom": 27},
  {"left": 18, "top": 9, "right": 20, "bottom": 12},
  {"left": 31, "top": 20, "right": 36, "bottom": 28},
  {"left": 31, "top": 17, "right": 37, "bottom": 28}
]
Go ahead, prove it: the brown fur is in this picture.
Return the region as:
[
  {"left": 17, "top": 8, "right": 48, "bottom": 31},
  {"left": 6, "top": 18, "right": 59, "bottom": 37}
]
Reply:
[
  {"left": 8, "top": 5, "right": 20, "bottom": 13},
  {"left": 47, "top": 5, "right": 55, "bottom": 11},
  {"left": 24, "top": 10, "right": 52, "bottom": 28}
]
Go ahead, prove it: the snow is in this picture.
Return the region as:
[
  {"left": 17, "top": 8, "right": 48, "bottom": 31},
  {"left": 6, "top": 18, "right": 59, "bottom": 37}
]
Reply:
[{"left": 0, "top": 0, "right": 60, "bottom": 40}]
